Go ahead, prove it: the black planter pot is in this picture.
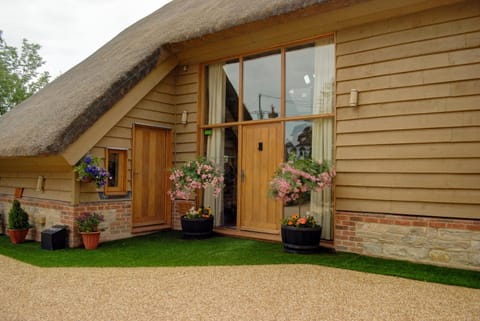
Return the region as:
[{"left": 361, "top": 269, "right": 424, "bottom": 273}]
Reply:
[
  {"left": 281, "top": 225, "right": 322, "bottom": 254},
  {"left": 181, "top": 215, "right": 214, "bottom": 238}
]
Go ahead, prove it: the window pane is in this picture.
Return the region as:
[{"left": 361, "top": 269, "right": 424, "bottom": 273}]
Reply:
[
  {"left": 243, "top": 51, "right": 281, "bottom": 121},
  {"left": 286, "top": 44, "right": 315, "bottom": 117},
  {"left": 286, "top": 37, "right": 334, "bottom": 116},
  {"left": 223, "top": 127, "right": 238, "bottom": 227},
  {"left": 224, "top": 61, "right": 240, "bottom": 123},
  {"left": 206, "top": 60, "right": 240, "bottom": 124},
  {"left": 108, "top": 152, "right": 119, "bottom": 187},
  {"left": 285, "top": 120, "right": 312, "bottom": 160},
  {"left": 203, "top": 126, "right": 238, "bottom": 227}
]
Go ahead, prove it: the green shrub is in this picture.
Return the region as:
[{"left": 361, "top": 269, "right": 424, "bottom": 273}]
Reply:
[{"left": 8, "top": 199, "right": 30, "bottom": 230}]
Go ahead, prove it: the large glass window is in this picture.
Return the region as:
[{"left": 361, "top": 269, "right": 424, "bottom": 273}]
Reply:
[{"left": 203, "top": 35, "right": 335, "bottom": 239}]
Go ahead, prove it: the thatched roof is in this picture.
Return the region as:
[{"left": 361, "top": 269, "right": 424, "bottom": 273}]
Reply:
[{"left": 0, "top": 0, "right": 330, "bottom": 158}]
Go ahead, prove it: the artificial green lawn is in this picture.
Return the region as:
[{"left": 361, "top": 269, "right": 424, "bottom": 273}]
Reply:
[{"left": 0, "top": 231, "right": 479, "bottom": 289}]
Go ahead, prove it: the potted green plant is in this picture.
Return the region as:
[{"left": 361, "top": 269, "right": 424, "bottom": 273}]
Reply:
[
  {"left": 168, "top": 157, "right": 224, "bottom": 238},
  {"left": 76, "top": 212, "right": 104, "bottom": 250},
  {"left": 7, "top": 199, "right": 31, "bottom": 244},
  {"left": 73, "top": 154, "right": 110, "bottom": 188},
  {"left": 270, "top": 153, "right": 335, "bottom": 253}
]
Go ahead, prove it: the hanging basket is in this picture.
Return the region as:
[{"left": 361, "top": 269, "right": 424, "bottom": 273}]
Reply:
[{"left": 80, "top": 176, "right": 93, "bottom": 183}]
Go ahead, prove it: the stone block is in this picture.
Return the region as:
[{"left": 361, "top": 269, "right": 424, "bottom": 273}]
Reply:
[
  {"left": 437, "top": 229, "right": 472, "bottom": 242},
  {"left": 429, "top": 250, "right": 450, "bottom": 263},
  {"left": 406, "top": 247, "right": 429, "bottom": 260},
  {"left": 428, "top": 238, "right": 470, "bottom": 250},
  {"left": 448, "top": 251, "right": 470, "bottom": 266},
  {"left": 363, "top": 241, "right": 383, "bottom": 255},
  {"left": 383, "top": 244, "right": 408, "bottom": 258},
  {"left": 400, "top": 229, "right": 427, "bottom": 246},
  {"left": 470, "top": 253, "right": 480, "bottom": 267},
  {"left": 471, "top": 240, "right": 480, "bottom": 251},
  {"left": 471, "top": 232, "right": 480, "bottom": 241}
]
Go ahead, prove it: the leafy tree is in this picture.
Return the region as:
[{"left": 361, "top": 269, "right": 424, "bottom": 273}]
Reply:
[{"left": 0, "top": 31, "right": 50, "bottom": 115}]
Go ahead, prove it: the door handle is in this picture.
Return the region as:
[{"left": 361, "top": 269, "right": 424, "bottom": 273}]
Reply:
[{"left": 241, "top": 169, "right": 245, "bottom": 183}]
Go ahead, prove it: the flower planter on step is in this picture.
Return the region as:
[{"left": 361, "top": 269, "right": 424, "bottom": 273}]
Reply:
[
  {"left": 181, "top": 215, "right": 214, "bottom": 238},
  {"left": 281, "top": 225, "right": 322, "bottom": 254}
]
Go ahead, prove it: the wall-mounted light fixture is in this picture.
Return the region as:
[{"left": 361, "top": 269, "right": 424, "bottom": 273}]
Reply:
[
  {"left": 181, "top": 110, "right": 188, "bottom": 125},
  {"left": 349, "top": 89, "right": 359, "bottom": 107},
  {"left": 36, "top": 176, "right": 45, "bottom": 192}
]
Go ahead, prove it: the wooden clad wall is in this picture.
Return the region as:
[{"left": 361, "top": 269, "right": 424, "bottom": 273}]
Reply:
[
  {"left": 81, "top": 71, "right": 177, "bottom": 201},
  {"left": 0, "top": 157, "right": 73, "bottom": 202},
  {"left": 173, "top": 65, "right": 199, "bottom": 164},
  {"left": 335, "top": 2, "right": 480, "bottom": 219}
]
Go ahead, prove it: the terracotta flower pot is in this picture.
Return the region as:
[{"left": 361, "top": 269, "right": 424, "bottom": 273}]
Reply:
[
  {"left": 80, "top": 231, "right": 101, "bottom": 250},
  {"left": 7, "top": 228, "right": 29, "bottom": 244}
]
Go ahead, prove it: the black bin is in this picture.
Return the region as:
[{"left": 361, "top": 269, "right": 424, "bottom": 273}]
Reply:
[{"left": 41, "top": 225, "right": 68, "bottom": 250}]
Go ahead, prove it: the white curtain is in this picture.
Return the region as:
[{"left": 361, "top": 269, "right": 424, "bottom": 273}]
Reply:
[
  {"left": 310, "top": 37, "right": 335, "bottom": 240},
  {"left": 204, "top": 64, "right": 225, "bottom": 227}
]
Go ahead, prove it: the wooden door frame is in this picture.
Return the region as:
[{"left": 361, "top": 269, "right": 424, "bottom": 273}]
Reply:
[{"left": 131, "top": 123, "right": 173, "bottom": 233}]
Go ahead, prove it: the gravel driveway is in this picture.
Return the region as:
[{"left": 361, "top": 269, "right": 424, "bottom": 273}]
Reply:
[{"left": 1, "top": 255, "right": 479, "bottom": 321}]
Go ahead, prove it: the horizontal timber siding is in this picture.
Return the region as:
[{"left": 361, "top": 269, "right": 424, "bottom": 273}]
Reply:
[
  {"left": 173, "top": 65, "right": 199, "bottom": 165},
  {"left": 0, "top": 157, "right": 73, "bottom": 202},
  {"left": 80, "top": 71, "right": 177, "bottom": 202},
  {"left": 335, "top": 1, "right": 480, "bottom": 219}
]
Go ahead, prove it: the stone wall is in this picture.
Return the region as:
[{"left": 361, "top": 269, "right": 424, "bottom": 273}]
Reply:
[
  {"left": 0, "top": 195, "right": 132, "bottom": 248},
  {"left": 335, "top": 211, "right": 480, "bottom": 271}
]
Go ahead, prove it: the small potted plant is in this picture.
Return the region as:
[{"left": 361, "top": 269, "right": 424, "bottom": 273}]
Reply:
[
  {"left": 270, "top": 153, "right": 335, "bottom": 253},
  {"left": 7, "top": 199, "right": 31, "bottom": 244},
  {"left": 168, "top": 157, "right": 224, "bottom": 238},
  {"left": 73, "top": 154, "right": 110, "bottom": 188},
  {"left": 76, "top": 212, "right": 104, "bottom": 250}
]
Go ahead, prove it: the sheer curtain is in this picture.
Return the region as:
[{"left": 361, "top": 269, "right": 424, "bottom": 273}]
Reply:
[
  {"left": 204, "top": 64, "right": 225, "bottom": 226},
  {"left": 310, "top": 37, "right": 335, "bottom": 240}
]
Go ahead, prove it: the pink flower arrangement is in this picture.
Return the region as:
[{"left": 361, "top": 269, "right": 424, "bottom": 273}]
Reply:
[
  {"left": 269, "top": 153, "right": 335, "bottom": 205},
  {"left": 168, "top": 157, "right": 224, "bottom": 200}
]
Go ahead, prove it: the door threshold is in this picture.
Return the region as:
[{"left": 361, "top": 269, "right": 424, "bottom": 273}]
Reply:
[
  {"left": 214, "top": 227, "right": 281, "bottom": 243},
  {"left": 132, "top": 225, "right": 171, "bottom": 234},
  {"left": 214, "top": 227, "right": 335, "bottom": 250}
]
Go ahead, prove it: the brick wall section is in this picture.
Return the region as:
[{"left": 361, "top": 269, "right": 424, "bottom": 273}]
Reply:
[
  {"left": 0, "top": 196, "right": 132, "bottom": 248},
  {"left": 335, "top": 211, "right": 480, "bottom": 271},
  {"left": 73, "top": 201, "right": 132, "bottom": 246},
  {"left": 172, "top": 199, "right": 196, "bottom": 230}
]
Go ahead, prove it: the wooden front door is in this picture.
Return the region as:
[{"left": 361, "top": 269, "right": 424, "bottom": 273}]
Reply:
[
  {"left": 240, "top": 123, "right": 283, "bottom": 234},
  {"left": 132, "top": 125, "right": 172, "bottom": 232}
]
